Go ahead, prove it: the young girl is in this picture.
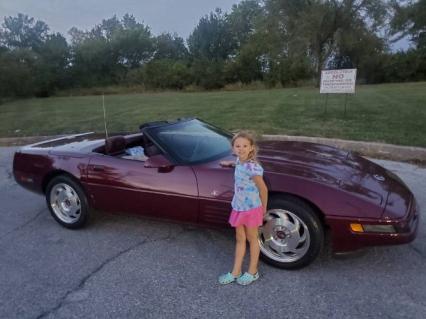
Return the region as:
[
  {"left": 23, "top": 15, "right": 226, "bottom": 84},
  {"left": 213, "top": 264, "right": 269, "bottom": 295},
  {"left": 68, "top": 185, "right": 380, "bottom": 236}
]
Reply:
[{"left": 218, "top": 131, "right": 268, "bottom": 286}]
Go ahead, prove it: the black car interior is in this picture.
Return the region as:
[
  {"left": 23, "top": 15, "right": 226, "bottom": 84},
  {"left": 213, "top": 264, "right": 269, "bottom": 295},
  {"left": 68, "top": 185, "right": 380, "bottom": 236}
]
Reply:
[
  {"left": 95, "top": 119, "right": 195, "bottom": 160},
  {"left": 105, "top": 135, "right": 126, "bottom": 156},
  {"left": 94, "top": 133, "right": 161, "bottom": 160}
]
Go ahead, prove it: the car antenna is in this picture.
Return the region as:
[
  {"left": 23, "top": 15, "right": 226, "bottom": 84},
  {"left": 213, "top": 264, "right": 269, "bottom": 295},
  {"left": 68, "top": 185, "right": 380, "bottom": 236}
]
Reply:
[{"left": 102, "top": 93, "right": 109, "bottom": 140}]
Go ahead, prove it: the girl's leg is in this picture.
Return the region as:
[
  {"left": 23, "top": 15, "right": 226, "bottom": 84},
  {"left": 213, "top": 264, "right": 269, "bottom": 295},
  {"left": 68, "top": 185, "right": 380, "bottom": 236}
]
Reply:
[
  {"left": 231, "top": 225, "right": 246, "bottom": 276},
  {"left": 245, "top": 226, "right": 260, "bottom": 275}
]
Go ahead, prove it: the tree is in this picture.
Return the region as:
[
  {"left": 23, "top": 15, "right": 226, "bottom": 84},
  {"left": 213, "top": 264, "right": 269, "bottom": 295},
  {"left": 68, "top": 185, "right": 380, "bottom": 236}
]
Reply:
[
  {"left": 71, "top": 36, "right": 119, "bottom": 86},
  {"left": 143, "top": 59, "right": 192, "bottom": 89},
  {"left": 263, "top": 0, "right": 390, "bottom": 84},
  {"left": 93, "top": 15, "right": 122, "bottom": 41},
  {"left": 112, "top": 26, "right": 153, "bottom": 68},
  {"left": 113, "top": 20, "right": 153, "bottom": 68},
  {"left": 35, "top": 33, "right": 70, "bottom": 94},
  {"left": 0, "top": 49, "right": 37, "bottom": 96},
  {"left": 190, "top": 58, "right": 226, "bottom": 89},
  {"left": 153, "top": 33, "right": 188, "bottom": 60},
  {"left": 382, "top": 49, "right": 426, "bottom": 81},
  {"left": 0, "top": 13, "right": 49, "bottom": 52},
  {"left": 390, "top": 0, "right": 426, "bottom": 48},
  {"left": 0, "top": 14, "right": 69, "bottom": 96},
  {"left": 226, "top": 0, "right": 263, "bottom": 49},
  {"left": 223, "top": 1, "right": 266, "bottom": 84},
  {"left": 69, "top": 14, "right": 154, "bottom": 86},
  {"left": 188, "top": 8, "right": 235, "bottom": 60}
]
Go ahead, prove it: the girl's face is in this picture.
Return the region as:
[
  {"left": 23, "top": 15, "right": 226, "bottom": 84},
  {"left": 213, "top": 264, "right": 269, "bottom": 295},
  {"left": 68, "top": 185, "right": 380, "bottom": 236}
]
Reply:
[{"left": 233, "top": 137, "right": 254, "bottom": 161}]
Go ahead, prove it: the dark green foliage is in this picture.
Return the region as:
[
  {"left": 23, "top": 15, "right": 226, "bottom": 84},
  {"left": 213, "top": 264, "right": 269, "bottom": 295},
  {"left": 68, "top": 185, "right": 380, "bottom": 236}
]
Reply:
[
  {"left": 382, "top": 49, "right": 426, "bottom": 82},
  {"left": 0, "top": 13, "right": 49, "bottom": 51},
  {"left": 112, "top": 23, "right": 153, "bottom": 68},
  {"left": 190, "top": 58, "right": 226, "bottom": 89},
  {"left": 70, "top": 37, "right": 120, "bottom": 87},
  {"left": 144, "top": 59, "right": 192, "bottom": 89},
  {"left": 0, "top": 49, "right": 36, "bottom": 96},
  {"left": 0, "top": 15, "right": 69, "bottom": 97},
  {"left": 0, "top": 3, "right": 425, "bottom": 98},
  {"left": 225, "top": 45, "right": 264, "bottom": 84},
  {"left": 391, "top": 0, "right": 426, "bottom": 49},
  {"left": 188, "top": 8, "right": 236, "bottom": 60},
  {"left": 226, "top": 0, "right": 263, "bottom": 50},
  {"left": 68, "top": 14, "right": 154, "bottom": 87},
  {"left": 153, "top": 33, "right": 188, "bottom": 60}
]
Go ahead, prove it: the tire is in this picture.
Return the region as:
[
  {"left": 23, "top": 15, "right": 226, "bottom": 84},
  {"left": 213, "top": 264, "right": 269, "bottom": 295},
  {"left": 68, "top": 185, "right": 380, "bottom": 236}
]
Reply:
[
  {"left": 45, "top": 175, "right": 90, "bottom": 229},
  {"left": 259, "top": 195, "right": 324, "bottom": 269}
]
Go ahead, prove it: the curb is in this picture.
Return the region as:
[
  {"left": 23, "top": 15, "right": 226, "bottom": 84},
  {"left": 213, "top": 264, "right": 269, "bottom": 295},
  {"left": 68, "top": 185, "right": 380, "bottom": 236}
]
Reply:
[{"left": 1, "top": 134, "right": 425, "bottom": 164}]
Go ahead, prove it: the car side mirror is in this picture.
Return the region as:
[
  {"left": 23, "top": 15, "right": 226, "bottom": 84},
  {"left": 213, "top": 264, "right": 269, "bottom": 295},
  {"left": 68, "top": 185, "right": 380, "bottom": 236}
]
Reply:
[{"left": 144, "top": 154, "right": 174, "bottom": 172}]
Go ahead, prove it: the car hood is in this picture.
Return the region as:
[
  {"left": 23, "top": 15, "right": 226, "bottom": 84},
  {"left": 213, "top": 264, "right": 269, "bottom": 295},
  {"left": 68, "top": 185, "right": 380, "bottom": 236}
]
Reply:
[{"left": 258, "top": 140, "right": 407, "bottom": 212}]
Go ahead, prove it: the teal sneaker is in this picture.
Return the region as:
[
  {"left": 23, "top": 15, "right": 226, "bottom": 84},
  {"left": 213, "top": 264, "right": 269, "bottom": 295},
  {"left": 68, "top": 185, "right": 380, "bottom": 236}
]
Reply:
[
  {"left": 236, "top": 272, "right": 259, "bottom": 285},
  {"left": 218, "top": 272, "right": 240, "bottom": 285}
]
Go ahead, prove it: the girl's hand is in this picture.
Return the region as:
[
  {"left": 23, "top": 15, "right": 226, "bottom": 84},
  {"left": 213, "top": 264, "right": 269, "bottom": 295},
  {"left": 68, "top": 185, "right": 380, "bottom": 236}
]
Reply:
[{"left": 220, "top": 160, "right": 234, "bottom": 167}]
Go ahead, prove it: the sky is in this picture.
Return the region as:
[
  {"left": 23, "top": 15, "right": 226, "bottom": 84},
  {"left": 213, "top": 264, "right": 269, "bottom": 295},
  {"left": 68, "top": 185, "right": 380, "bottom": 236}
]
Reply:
[{"left": 0, "top": 0, "right": 240, "bottom": 40}]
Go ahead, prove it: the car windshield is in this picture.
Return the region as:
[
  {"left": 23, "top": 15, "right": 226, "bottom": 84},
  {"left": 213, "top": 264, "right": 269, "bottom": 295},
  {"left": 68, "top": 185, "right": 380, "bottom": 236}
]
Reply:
[{"left": 145, "top": 119, "right": 232, "bottom": 164}]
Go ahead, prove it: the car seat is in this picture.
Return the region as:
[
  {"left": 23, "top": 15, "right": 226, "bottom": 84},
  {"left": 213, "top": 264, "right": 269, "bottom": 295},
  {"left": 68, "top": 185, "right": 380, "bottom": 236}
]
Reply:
[
  {"left": 105, "top": 136, "right": 126, "bottom": 156},
  {"left": 141, "top": 134, "right": 161, "bottom": 157}
]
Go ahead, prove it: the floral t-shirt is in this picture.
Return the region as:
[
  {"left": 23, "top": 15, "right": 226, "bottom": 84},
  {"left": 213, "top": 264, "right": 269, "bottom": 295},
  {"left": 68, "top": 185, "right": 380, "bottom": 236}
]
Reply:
[{"left": 231, "top": 158, "right": 264, "bottom": 212}]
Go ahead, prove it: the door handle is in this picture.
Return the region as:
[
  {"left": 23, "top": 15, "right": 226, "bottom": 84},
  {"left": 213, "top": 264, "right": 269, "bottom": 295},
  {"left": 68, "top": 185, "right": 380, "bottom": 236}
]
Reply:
[{"left": 90, "top": 165, "right": 105, "bottom": 172}]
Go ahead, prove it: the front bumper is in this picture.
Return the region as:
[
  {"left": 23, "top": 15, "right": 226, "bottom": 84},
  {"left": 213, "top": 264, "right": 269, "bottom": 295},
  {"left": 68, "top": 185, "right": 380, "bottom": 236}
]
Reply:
[{"left": 326, "top": 196, "right": 420, "bottom": 252}]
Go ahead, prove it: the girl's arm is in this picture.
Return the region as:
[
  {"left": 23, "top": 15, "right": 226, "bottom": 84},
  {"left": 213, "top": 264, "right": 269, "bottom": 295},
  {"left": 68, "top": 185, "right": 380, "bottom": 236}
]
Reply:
[
  {"left": 252, "top": 175, "right": 268, "bottom": 214},
  {"left": 220, "top": 160, "right": 235, "bottom": 167}
]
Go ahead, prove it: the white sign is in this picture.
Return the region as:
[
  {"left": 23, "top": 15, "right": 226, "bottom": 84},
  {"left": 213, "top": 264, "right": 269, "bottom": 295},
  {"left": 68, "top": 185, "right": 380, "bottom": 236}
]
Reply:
[{"left": 320, "top": 69, "right": 357, "bottom": 94}]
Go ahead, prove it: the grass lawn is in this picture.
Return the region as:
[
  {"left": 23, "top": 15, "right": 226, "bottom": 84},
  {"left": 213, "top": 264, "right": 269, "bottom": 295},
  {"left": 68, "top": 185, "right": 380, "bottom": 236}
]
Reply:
[{"left": 0, "top": 82, "right": 425, "bottom": 147}]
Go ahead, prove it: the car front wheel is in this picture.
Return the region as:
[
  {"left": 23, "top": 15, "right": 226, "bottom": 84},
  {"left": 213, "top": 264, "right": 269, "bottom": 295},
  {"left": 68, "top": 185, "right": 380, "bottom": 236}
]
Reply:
[
  {"left": 45, "top": 175, "right": 90, "bottom": 229},
  {"left": 259, "top": 196, "right": 324, "bottom": 269}
]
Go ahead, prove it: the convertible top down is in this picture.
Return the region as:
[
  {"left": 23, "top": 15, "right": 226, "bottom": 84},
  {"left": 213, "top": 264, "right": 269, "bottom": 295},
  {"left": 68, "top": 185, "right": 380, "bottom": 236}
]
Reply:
[{"left": 13, "top": 118, "right": 419, "bottom": 269}]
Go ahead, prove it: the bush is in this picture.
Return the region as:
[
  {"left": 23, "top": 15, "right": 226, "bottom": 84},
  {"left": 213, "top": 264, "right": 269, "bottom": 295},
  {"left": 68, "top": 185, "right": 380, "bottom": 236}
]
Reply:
[
  {"left": 0, "top": 50, "right": 37, "bottom": 97},
  {"left": 382, "top": 49, "right": 426, "bottom": 82},
  {"left": 143, "top": 59, "right": 192, "bottom": 89},
  {"left": 190, "top": 58, "right": 226, "bottom": 89}
]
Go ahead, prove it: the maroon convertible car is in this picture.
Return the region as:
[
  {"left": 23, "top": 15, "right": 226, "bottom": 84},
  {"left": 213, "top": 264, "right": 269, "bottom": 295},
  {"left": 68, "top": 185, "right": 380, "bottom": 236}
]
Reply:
[{"left": 13, "top": 118, "right": 419, "bottom": 269}]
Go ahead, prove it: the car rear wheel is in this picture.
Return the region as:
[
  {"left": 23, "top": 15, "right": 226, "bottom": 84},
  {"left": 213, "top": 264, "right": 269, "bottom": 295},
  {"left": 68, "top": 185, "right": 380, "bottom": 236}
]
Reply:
[
  {"left": 259, "top": 196, "right": 324, "bottom": 269},
  {"left": 45, "top": 175, "right": 90, "bottom": 229}
]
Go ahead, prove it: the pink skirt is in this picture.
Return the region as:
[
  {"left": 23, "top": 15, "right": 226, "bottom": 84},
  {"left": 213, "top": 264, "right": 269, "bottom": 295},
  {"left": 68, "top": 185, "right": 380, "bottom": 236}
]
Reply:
[{"left": 229, "top": 206, "right": 264, "bottom": 228}]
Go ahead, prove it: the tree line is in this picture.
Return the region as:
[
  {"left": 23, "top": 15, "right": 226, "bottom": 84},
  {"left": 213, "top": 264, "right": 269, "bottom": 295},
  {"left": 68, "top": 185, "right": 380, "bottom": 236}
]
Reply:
[{"left": 0, "top": 0, "right": 425, "bottom": 98}]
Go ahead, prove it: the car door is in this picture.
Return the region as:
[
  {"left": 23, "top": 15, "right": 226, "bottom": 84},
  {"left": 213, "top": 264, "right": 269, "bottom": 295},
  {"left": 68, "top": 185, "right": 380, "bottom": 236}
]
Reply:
[
  {"left": 192, "top": 155, "right": 235, "bottom": 227},
  {"left": 85, "top": 153, "right": 199, "bottom": 223}
]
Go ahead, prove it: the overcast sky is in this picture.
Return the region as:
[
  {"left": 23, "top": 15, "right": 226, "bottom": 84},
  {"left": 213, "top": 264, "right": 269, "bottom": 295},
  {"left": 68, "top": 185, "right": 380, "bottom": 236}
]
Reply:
[{"left": 0, "top": 0, "right": 240, "bottom": 40}]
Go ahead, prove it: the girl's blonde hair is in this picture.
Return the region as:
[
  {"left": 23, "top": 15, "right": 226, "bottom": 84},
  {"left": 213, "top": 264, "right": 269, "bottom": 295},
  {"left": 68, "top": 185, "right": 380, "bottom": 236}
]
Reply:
[{"left": 231, "top": 131, "right": 258, "bottom": 162}]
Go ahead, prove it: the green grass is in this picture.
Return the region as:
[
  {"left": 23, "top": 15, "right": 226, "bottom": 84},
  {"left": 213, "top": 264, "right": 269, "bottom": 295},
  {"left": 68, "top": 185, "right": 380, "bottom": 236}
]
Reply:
[{"left": 1, "top": 82, "right": 425, "bottom": 147}]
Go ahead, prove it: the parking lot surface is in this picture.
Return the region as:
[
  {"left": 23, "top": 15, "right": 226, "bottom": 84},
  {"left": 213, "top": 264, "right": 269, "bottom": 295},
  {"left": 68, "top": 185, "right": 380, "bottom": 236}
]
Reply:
[{"left": 0, "top": 146, "right": 425, "bottom": 319}]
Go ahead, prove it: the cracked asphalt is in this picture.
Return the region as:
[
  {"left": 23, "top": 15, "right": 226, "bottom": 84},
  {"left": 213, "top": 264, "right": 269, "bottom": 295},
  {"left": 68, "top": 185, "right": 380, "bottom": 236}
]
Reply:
[{"left": 0, "top": 146, "right": 425, "bottom": 319}]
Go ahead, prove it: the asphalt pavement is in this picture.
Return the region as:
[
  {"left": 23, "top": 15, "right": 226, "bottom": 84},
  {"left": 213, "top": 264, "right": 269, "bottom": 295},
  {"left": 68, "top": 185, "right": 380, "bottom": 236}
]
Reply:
[{"left": 0, "top": 146, "right": 425, "bottom": 319}]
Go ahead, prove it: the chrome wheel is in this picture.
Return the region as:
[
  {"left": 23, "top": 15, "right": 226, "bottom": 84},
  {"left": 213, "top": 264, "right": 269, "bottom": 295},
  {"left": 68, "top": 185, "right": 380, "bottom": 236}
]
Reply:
[
  {"left": 259, "top": 209, "right": 310, "bottom": 263},
  {"left": 49, "top": 183, "right": 81, "bottom": 224}
]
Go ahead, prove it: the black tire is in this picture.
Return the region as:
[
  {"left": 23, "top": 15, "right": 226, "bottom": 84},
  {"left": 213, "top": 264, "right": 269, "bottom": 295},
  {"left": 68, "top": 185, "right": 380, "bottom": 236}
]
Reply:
[
  {"left": 45, "top": 175, "right": 90, "bottom": 229},
  {"left": 259, "top": 195, "right": 324, "bottom": 269}
]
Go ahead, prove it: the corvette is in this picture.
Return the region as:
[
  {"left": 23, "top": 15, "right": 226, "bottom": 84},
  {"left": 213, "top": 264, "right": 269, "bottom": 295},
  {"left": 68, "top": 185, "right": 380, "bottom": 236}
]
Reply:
[{"left": 13, "top": 118, "right": 419, "bottom": 269}]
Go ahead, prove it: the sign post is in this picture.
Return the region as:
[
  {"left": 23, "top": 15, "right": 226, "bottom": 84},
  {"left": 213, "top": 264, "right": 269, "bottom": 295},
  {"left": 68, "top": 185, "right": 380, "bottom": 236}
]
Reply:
[{"left": 320, "top": 69, "right": 357, "bottom": 116}]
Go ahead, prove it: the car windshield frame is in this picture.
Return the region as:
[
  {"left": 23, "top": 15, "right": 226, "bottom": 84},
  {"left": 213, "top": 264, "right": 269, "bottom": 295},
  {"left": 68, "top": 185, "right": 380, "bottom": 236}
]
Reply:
[{"left": 142, "top": 119, "right": 233, "bottom": 165}]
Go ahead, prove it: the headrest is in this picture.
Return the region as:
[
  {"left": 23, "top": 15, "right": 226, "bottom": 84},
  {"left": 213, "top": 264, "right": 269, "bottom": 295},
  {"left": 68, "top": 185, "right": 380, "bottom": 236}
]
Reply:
[{"left": 105, "top": 136, "right": 126, "bottom": 155}]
